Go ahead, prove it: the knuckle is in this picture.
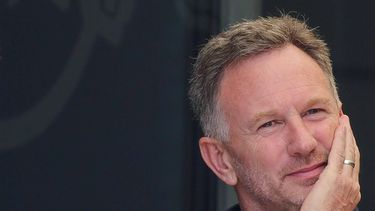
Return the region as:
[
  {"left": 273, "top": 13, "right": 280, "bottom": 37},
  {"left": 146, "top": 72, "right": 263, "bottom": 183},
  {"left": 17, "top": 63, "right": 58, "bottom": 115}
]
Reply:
[
  {"left": 356, "top": 147, "right": 360, "bottom": 159},
  {"left": 354, "top": 182, "right": 360, "bottom": 192},
  {"left": 337, "top": 152, "right": 345, "bottom": 161},
  {"left": 357, "top": 191, "right": 362, "bottom": 203},
  {"left": 338, "top": 176, "right": 356, "bottom": 190}
]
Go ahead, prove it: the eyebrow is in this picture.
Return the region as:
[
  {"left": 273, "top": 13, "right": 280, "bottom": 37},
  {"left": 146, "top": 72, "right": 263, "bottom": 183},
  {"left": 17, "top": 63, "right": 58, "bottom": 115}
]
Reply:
[{"left": 304, "top": 97, "right": 333, "bottom": 109}]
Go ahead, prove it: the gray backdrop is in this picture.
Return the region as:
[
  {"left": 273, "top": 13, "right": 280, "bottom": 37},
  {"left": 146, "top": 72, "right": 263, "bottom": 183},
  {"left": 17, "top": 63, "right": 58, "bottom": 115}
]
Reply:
[{"left": 0, "top": 0, "right": 373, "bottom": 210}]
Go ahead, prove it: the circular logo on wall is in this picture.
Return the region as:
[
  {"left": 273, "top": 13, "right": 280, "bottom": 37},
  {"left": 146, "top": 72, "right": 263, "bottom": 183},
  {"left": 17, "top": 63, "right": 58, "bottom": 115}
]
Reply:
[{"left": 0, "top": 0, "right": 134, "bottom": 150}]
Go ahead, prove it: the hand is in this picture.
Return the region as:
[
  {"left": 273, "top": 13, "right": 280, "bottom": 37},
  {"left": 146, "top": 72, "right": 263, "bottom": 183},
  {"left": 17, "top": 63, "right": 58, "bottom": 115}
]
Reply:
[{"left": 301, "top": 115, "right": 361, "bottom": 211}]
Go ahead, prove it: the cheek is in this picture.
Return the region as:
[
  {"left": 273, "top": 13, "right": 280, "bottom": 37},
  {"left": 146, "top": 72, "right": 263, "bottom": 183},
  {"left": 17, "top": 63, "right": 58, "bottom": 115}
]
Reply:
[
  {"left": 251, "top": 141, "right": 286, "bottom": 171},
  {"left": 311, "top": 119, "right": 338, "bottom": 150}
]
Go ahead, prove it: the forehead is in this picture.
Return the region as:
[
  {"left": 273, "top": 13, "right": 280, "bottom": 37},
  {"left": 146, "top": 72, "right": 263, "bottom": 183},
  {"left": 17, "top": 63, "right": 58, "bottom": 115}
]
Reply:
[{"left": 218, "top": 44, "right": 334, "bottom": 114}]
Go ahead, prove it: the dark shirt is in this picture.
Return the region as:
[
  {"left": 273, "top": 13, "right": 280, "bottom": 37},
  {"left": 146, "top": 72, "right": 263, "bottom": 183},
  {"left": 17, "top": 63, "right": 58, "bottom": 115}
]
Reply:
[
  {"left": 226, "top": 204, "right": 359, "bottom": 211},
  {"left": 226, "top": 204, "right": 240, "bottom": 211}
]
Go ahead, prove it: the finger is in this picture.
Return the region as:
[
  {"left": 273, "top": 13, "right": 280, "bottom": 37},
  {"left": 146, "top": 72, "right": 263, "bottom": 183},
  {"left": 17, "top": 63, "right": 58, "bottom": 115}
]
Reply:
[
  {"left": 342, "top": 116, "right": 355, "bottom": 175},
  {"left": 346, "top": 115, "right": 360, "bottom": 181},
  {"left": 326, "top": 115, "right": 346, "bottom": 173},
  {"left": 354, "top": 143, "right": 360, "bottom": 181}
]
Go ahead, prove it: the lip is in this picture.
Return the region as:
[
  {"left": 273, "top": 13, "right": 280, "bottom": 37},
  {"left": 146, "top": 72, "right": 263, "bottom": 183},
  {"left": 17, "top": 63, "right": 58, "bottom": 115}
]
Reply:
[{"left": 286, "top": 162, "right": 327, "bottom": 179}]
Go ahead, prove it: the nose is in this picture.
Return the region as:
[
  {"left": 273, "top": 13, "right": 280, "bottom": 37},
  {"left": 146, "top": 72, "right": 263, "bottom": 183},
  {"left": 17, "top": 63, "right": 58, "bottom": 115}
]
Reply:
[{"left": 286, "top": 117, "right": 318, "bottom": 157}]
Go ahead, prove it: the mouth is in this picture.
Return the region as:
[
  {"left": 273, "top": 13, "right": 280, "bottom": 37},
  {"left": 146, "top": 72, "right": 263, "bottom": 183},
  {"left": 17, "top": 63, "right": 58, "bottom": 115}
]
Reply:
[{"left": 286, "top": 162, "right": 327, "bottom": 180}]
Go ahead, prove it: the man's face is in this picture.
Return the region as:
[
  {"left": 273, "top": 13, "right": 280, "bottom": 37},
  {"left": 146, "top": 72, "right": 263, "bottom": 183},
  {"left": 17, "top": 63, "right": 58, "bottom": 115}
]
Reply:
[{"left": 218, "top": 45, "right": 341, "bottom": 209}]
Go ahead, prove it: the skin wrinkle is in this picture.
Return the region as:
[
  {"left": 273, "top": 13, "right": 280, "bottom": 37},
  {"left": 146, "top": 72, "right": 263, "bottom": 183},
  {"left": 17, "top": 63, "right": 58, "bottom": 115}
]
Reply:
[
  {"left": 213, "top": 44, "right": 339, "bottom": 141},
  {"left": 217, "top": 45, "right": 340, "bottom": 210},
  {"left": 192, "top": 16, "right": 360, "bottom": 211},
  {"left": 219, "top": 47, "right": 338, "bottom": 142},
  {"left": 226, "top": 89, "right": 337, "bottom": 140},
  {"left": 227, "top": 140, "right": 330, "bottom": 210},
  {"left": 250, "top": 96, "right": 336, "bottom": 133}
]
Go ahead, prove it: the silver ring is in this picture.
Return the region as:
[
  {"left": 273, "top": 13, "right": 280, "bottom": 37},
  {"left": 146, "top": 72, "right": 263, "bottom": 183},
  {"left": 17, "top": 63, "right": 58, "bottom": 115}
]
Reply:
[{"left": 343, "top": 159, "right": 355, "bottom": 168}]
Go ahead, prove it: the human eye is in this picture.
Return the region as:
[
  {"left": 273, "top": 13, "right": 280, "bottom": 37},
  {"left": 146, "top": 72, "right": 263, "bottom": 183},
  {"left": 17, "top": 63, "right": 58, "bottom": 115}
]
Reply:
[
  {"left": 256, "top": 120, "right": 283, "bottom": 136},
  {"left": 259, "top": 121, "right": 276, "bottom": 129},
  {"left": 305, "top": 108, "right": 322, "bottom": 115},
  {"left": 303, "top": 108, "right": 326, "bottom": 120},
  {"left": 258, "top": 120, "right": 283, "bottom": 130}
]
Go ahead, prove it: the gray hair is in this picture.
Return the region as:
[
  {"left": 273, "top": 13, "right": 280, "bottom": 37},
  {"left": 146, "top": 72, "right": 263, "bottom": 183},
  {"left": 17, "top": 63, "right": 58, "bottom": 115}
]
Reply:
[{"left": 188, "top": 15, "right": 338, "bottom": 142}]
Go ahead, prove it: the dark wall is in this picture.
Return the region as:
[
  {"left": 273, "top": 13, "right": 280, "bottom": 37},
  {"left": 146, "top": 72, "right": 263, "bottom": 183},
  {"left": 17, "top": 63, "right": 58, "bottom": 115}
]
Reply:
[
  {"left": 263, "top": 1, "right": 375, "bottom": 210},
  {"left": 1, "top": 0, "right": 372, "bottom": 210},
  {"left": 0, "top": 0, "right": 217, "bottom": 210}
]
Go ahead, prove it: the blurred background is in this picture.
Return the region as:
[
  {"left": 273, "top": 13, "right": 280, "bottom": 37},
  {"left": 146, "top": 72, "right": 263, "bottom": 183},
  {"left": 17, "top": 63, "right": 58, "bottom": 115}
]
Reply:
[{"left": 0, "top": 0, "right": 373, "bottom": 210}]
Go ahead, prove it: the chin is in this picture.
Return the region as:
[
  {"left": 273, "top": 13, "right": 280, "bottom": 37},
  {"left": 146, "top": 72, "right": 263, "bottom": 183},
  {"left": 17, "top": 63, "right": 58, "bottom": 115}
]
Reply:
[
  {"left": 282, "top": 179, "right": 316, "bottom": 206},
  {"left": 296, "top": 178, "right": 316, "bottom": 194}
]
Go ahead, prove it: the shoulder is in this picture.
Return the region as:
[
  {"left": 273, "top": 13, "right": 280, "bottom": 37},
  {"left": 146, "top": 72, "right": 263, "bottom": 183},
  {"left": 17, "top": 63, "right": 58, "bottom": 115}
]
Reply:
[{"left": 226, "top": 204, "right": 241, "bottom": 211}]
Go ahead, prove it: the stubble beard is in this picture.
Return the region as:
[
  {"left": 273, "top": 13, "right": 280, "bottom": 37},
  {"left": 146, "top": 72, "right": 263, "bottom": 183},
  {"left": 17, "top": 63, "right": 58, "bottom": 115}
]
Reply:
[{"left": 232, "top": 150, "right": 328, "bottom": 211}]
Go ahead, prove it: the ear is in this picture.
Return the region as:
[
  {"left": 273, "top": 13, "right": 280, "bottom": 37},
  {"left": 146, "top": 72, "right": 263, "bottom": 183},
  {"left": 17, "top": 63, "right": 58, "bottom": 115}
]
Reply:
[{"left": 199, "top": 137, "right": 237, "bottom": 186}]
